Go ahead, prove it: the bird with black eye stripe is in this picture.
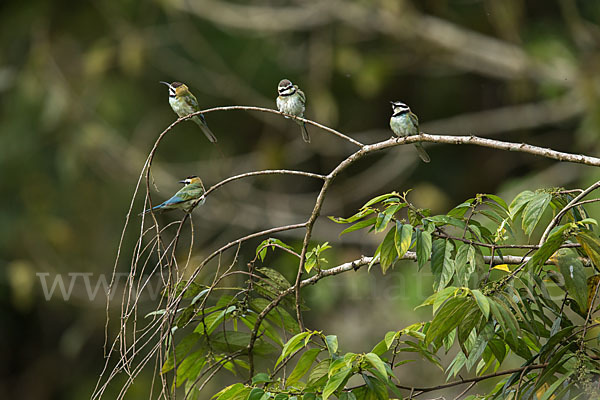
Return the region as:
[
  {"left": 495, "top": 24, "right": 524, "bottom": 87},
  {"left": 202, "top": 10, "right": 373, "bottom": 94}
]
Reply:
[
  {"left": 276, "top": 79, "right": 310, "bottom": 143},
  {"left": 389, "top": 101, "right": 430, "bottom": 163}
]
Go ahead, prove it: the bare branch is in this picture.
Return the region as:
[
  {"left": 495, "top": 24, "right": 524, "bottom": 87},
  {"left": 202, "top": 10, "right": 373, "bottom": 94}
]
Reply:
[{"left": 203, "top": 169, "right": 326, "bottom": 198}]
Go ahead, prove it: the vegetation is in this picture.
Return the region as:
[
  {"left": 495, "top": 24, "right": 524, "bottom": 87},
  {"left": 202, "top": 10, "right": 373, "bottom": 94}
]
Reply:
[
  {"left": 93, "top": 107, "right": 600, "bottom": 399},
  {"left": 4, "top": 1, "right": 600, "bottom": 399}
]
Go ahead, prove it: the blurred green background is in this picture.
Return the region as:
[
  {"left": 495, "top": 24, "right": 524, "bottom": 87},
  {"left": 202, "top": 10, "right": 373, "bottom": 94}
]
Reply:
[{"left": 2, "top": 0, "right": 600, "bottom": 398}]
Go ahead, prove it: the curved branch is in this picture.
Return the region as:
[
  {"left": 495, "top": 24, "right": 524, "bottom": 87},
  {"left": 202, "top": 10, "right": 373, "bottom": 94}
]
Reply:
[
  {"left": 158, "top": 105, "right": 600, "bottom": 167},
  {"left": 399, "top": 134, "right": 600, "bottom": 167},
  {"left": 105, "top": 98, "right": 600, "bottom": 399},
  {"left": 539, "top": 180, "right": 600, "bottom": 244},
  {"left": 187, "top": 105, "right": 364, "bottom": 147},
  {"left": 202, "top": 169, "right": 326, "bottom": 198}
]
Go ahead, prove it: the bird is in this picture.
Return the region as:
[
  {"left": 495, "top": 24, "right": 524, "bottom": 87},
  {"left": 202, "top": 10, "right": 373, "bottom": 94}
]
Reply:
[
  {"left": 141, "top": 176, "right": 205, "bottom": 215},
  {"left": 276, "top": 79, "right": 310, "bottom": 143},
  {"left": 389, "top": 101, "right": 431, "bottom": 163},
  {"left": 160, "top": 81, "right": 217, "bottom": 143}
]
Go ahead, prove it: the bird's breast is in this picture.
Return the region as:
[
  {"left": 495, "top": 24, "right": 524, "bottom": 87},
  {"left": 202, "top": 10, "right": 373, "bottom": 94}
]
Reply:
[
  {"left": 277, "top": 95, "right": 305, "bottom": 117},
  {"left": 390, "top": 115, "right": 416, "bottom": 136},
  {"left": 169, "top": 96, "right": 196, "bottom": 117}
]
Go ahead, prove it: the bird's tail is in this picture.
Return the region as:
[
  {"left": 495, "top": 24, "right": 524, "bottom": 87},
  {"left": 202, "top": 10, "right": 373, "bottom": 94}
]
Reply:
[
  {"left": 192, "top": 116, "right": 218, "bottom": 143},
  {"left": 139, "top": 202, "right": 164, "bottom": 216},
  {"left": 300, "top": 122, "right": 310, "bottom": 143},
  {"left": 413, "top": 143, "right": 431, "bottom": 163}
]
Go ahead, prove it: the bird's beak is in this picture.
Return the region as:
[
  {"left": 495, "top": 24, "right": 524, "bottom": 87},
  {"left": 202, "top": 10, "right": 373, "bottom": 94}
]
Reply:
[
  {"left": 178, "top": 179, "right": 188, "bottom": 184},
  {"left": 390, "top": 101, "right": 395, "bottom": 105},
  {"left": 159, "top": 81, "right": 172, "bottom": 88}
]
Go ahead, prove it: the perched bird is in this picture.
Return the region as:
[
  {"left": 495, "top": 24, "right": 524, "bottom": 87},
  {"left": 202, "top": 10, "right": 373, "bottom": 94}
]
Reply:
[
  {"left": 389, "top": 101, "right": 431, "bottom": 163},
  {"left": 276, "top": 79, "right": 310, "bottom": 143},
  {"left": 141, "top": 176, "right": 205, "bottom": 215},
  {"left": 160, "top": 81, "right": 217, "bottom": 143}
]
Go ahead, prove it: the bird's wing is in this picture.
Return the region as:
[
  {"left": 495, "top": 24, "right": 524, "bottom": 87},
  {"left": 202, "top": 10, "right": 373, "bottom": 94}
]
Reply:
[
  {"left": 160, "top": 194, "right": 188, "bottom": 206},
  {"left": 161, "top": 187, "right": 200, "bottom": 206},
  {"left": 186, "top": 92, "right": 200, "bottom": 110},
  {"left": 296, "top": 86, "right": 306, "bottom": 104},
  {"left": 409, "top": 112, "right": 419, "bottom": 131}
]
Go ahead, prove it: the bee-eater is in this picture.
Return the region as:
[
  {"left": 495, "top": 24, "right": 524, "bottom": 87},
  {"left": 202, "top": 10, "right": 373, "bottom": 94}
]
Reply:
[
  {"left": 277, "top": 79, "right": 310, "bottom": 143},
  {"left": 389, "top": 101, "right": 431, "bottom": 163},
  {"left": 160, "top": 81, "right": 218, "bottom": 143},
  {"left": 141, "top": 176, "right": 205, "bottom": 215}
]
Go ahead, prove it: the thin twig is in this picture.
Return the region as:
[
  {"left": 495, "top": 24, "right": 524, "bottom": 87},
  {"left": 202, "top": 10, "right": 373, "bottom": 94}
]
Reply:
[{"left": 539, "top": 180, "right": 600, "bottom": 245}]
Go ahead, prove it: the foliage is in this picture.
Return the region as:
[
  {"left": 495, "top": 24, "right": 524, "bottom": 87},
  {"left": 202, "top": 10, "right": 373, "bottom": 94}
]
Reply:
[
  {"left": 8, "top": 0, "right": 600, "bottom": 398},
  {"left": 138, "top": 186, "right": 600, "bottom": 400}
]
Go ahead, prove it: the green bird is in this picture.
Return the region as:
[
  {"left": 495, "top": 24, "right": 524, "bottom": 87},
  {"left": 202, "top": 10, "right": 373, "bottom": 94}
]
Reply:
[
  {"left": 277, "top": 79, "right": 310, "bottom": 143},
  {"left": 141, "top": 176, "right": 205, "bottom": 215},
  {"left": 160, "top": 81, "right": 218, "bottom": 143},
  {"left": 389, "top": 101, "right": 431, "bottom": 163}
]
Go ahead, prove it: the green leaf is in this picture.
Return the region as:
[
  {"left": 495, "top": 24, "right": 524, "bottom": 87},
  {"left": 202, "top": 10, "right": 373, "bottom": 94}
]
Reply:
[
  {"left": 162, "top": 332, "right": 202, "bottom": 374},
  {"left": 328, "top": 357, "right": 348, "bottom": 377},
  {"left": 362, "top": 193, "right": 399, "bottom": 209},
  {"left": 446, "top": 351, "right": 467, "bottom": 378},
  {"left": 370, "top": 338, "right": 388, "bottom": 357},
  {"left": 415, "top": 229, "right": 432, "bottom": 270},
  {"left": 447, "top": 200, "right": 474, "bottom": 218},
  {"left": 361, "top": 374, "right": 389, "bottom": 400},
  {"left": 251, "top": 372, "right": 271, "bottom": 385},
  {"left": 307, "top": 359, "right": 330, "bottom": 388},
  {"left": 394, "top": 222, "right": 413, "bottom": 258},
  {"left": 526, "top": 223, "right": 571, "bottom": 272},
  {"left": 426, "top": 215, "right": 466, "bottom": 230},
  {"left": 426, "top": 296, "right": 472, "bottom": 346},
  {"left": 323, "top": 367, "right": 352, "bottom": 400},
  {"left": 485, "top": 194, "right": 509, "bottom": 211},
  {"left": 247, "top": 388, "right": 266, "bottom": 400},
  {"left": 325, "top": 335, "right": 338, "bottom": 356},
  {"left": 365, "top": 353, "right": 388, "bottom": 379},
  {"left": 576, "top": 231, "right": 600, "bottom": 270},
  {"left": 195, "top": 305, "right": 237, "bottom": 336},
  {"left": 256, "top": 238, "right": 293, "bottom": 262},
  {"left": 538, "top": 326, "right": 576, "bottom": 363},
  {"left": 480, "top": 209, "right": 503, "bottom": 224},
  {"left": 175, "top": 350, "right": 205, "bottom": 387},
  {"left": 455, "top": 244, "right": 475, "bottom": 287},
  {"left": 211, "top": 331, "right": 276, "bottom": 355},
  {"left": 257, "top": 267, "right": 291, "bottom": 290},
  {"left": 431, "top": 239, "right": 455, "bottom": 291},
  {"left": 489, "top": 298, "right": 520, "bottom": 338},
  {"left": 212, "top": 383, "right": 249, "bottom": 400},
  {"left": 339, "top": 392, "right": 357, "bottom": 400},
  {"left": 555, "top": 249, "right": 589, "bottom": 312},
  {"left": 471, "top": 289, "right": 490, "bottom": 319},
  {"left": 377, "top": 227, "right": 397, "bottom": 274},
  {"left": 287, "top": 348, "right": 322, "bottom": 385},
  {"left": 276, "top": 332, "right": 313, "bottom": 367},
  {"left": 240, "top": 313, "right": 284, "bottom": 347},
  {"left": 522, "top": 192, "right": 552, "bottom": 235},
  {"left": 465, "top": 321, "right": 494, "bottom": 371},
  {"left": 329, "top": 208, "right": 375, "bottom": 224},
  {"left": 509, "top": 190, "right": 535, "bottom": 219},
  {"left": 175, "top": 281, "right": 204, "bottom": 299},
  {"left": 340, "top": 218, "right": 377, "bottom": 236},
  {"left": 538, "top": 372, "right": 573, "bottom": 400},
  {"left": 374, "top": 206, "right": 395, "bottom": 233},
  {"left": 384, "top": 331, "right": 398, "bottom": 350}
]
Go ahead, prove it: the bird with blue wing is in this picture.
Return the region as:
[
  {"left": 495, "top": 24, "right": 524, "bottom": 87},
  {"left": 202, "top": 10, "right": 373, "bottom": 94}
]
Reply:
[
  {"left": 160, "top": 81, "right": 218, "bottom": 144},
  {"left": 389, "top": 101, "right": 431, "bottom": 163},
  {"left": 141, "top": 176, "right": 205, "bottom": 215}
]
